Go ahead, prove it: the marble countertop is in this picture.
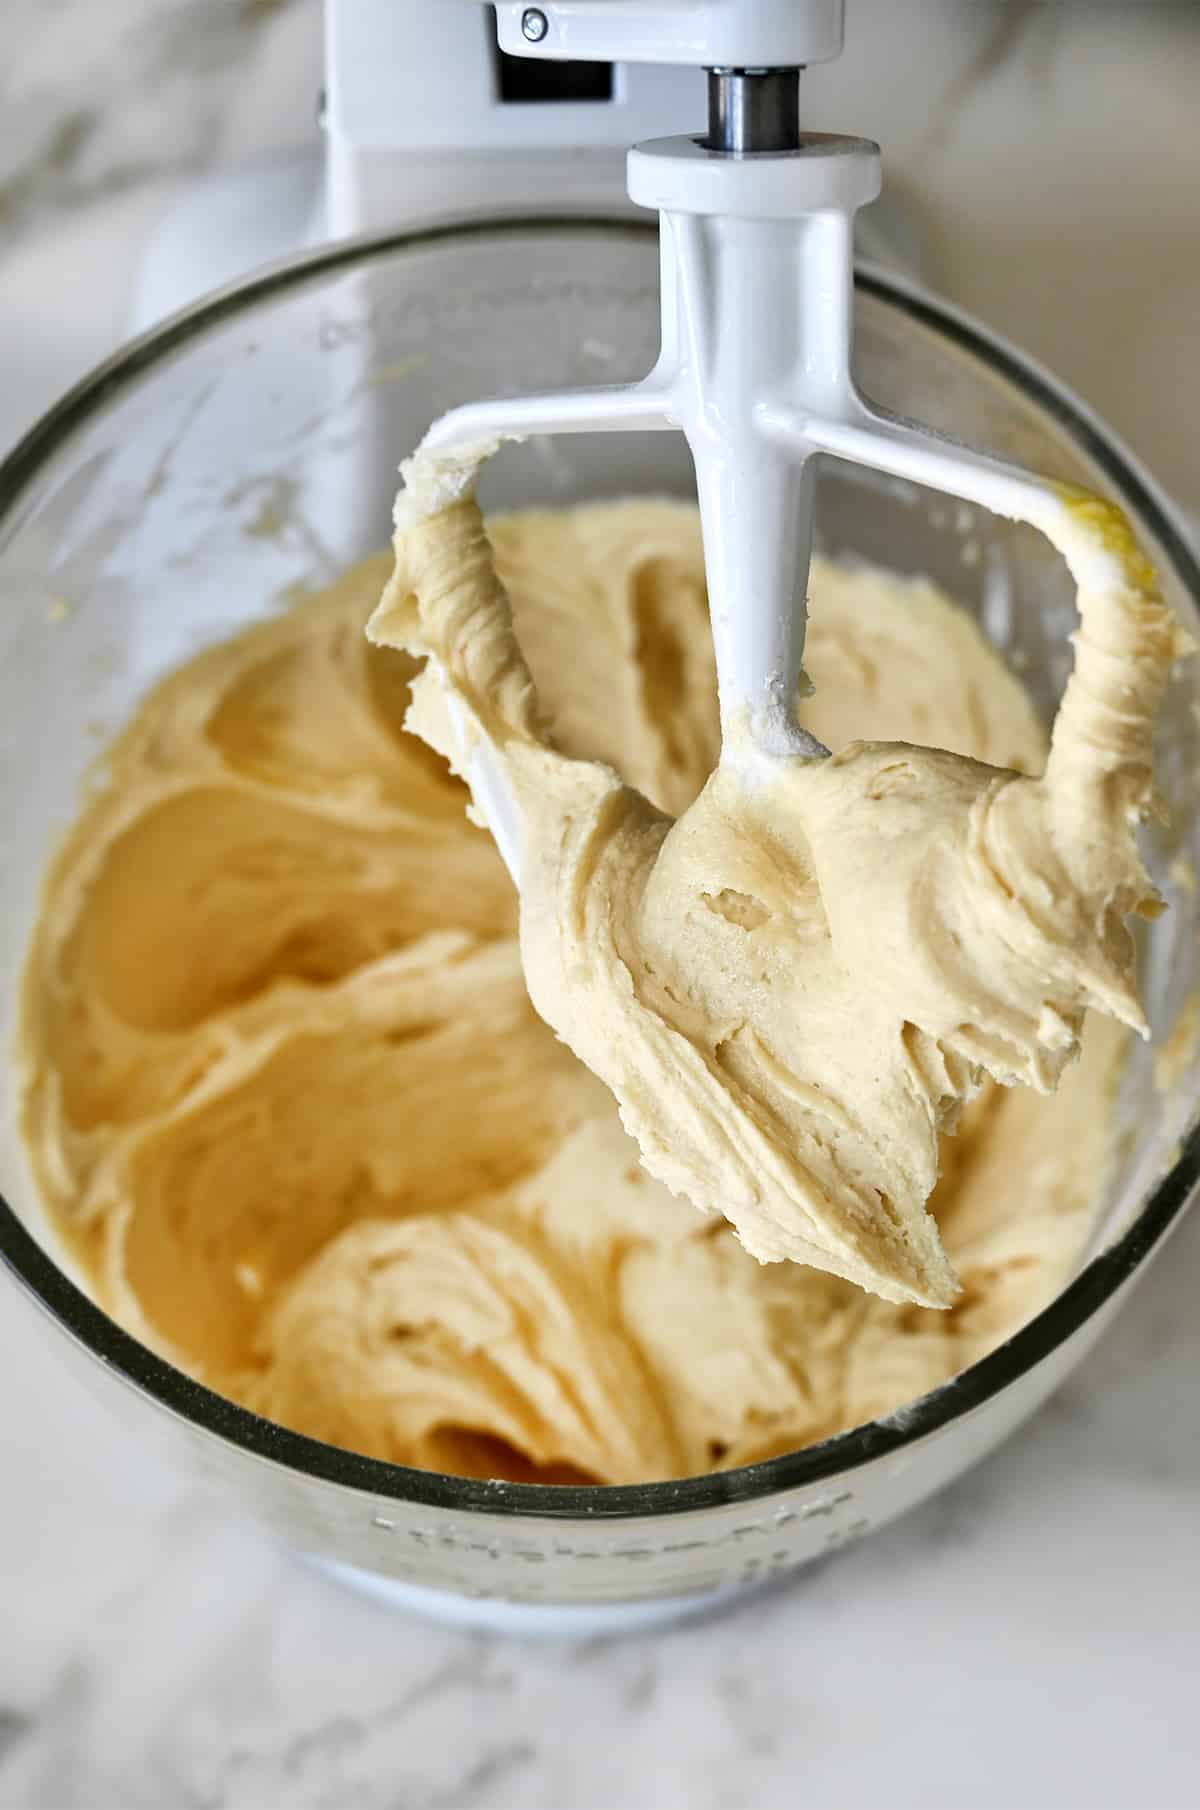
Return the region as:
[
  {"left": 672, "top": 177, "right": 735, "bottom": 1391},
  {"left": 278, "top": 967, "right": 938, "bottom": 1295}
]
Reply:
[{"left": 1, "top": 5, "right": 1199, "bottom": 1807}]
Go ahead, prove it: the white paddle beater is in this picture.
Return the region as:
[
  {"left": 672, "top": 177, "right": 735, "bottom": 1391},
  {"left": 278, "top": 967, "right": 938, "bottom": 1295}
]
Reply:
[{"left": 405, "top": 1, "right": 1106, "bottom": 882}]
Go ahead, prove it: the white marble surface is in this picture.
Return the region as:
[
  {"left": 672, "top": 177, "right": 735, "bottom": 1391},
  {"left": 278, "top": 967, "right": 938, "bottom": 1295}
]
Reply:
[{"left": 2, "top": 5, "right": 1199, "bottom": 1807}]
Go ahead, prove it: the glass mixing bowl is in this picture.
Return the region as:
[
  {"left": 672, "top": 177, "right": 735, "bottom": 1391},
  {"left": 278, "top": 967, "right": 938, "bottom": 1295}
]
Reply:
[{"left": 2, "top": 219, "right": 1198, "bottom": 1632}]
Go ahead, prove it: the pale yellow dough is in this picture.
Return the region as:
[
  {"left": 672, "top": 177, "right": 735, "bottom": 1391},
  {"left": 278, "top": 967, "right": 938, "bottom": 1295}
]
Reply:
[
  {"left": 370, "top": 484, "right": 1179, "bottom": 1309},
  {"left": 20, "top": 502, "right": 1150, "bottom": 1482}
]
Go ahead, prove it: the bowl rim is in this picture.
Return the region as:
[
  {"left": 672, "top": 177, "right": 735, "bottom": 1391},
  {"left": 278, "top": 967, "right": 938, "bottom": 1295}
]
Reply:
[{"left": 2, "top": 214, "right": 1198, "bottom": 1523}]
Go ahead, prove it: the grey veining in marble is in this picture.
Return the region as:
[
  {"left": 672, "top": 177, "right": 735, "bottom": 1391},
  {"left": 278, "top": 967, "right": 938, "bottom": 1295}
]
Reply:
[
  {"left": 1, "top": 1, "right": 308, "bottom": 237},
  {"left": 1, "top": 3, "right": 1199, "bottom": 1807}
]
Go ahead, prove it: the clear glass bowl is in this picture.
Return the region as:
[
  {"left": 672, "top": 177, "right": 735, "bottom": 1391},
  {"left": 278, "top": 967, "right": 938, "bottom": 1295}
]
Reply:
[{"left": 2, "top": 219, "right": 1198, "bottom": 1629}]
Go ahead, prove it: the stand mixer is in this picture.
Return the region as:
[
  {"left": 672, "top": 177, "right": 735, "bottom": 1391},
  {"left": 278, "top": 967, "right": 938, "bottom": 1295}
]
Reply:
[
  {"left": 380, "top": 0, "right": 1136, "bottom": 885},
  {"left": 2, "top": 0, "right": 1198, "bottom": 1638}
]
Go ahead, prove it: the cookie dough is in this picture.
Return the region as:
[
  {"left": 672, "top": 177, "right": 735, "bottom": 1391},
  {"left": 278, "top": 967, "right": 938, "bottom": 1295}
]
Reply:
[
  {"left": 370, "top": 478, "right": 1179, "bottom": 1308},
  {"left": 19, "top": 503, "right": 1134, "bottom": 1481}
]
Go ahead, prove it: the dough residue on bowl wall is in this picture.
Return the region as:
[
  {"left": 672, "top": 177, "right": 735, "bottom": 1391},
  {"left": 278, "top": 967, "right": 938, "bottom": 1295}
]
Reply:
[{"left": 17, "top": 502, "right": 1125, "bottom": 1484}]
